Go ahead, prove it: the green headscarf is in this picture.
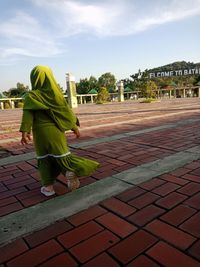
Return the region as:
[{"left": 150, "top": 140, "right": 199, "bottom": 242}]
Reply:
[{"left": 23, "top": 65, "right": 78, "bottom": 131}]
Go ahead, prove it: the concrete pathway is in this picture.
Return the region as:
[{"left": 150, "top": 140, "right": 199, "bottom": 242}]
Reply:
[{"left": 0, "top": 99, "right": 199, "bottom": 266}]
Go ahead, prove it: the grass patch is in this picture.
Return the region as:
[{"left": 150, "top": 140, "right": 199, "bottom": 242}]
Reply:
[{"left": 140, "top": 98, "right": 158, "bottom": 103}]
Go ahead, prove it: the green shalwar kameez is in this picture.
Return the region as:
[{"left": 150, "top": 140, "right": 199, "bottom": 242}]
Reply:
[{"left": 20, "top": 66, "right": 99, "bottom": 186}]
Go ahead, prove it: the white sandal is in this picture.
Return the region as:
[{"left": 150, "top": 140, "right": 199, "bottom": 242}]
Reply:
[{"left": 41, "top": 186, "right": 55, "bottom": 197}]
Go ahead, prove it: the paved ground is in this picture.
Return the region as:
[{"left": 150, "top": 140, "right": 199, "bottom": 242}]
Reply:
[{"left": 0, "top": 98, "right": 199, "bottom": 266}]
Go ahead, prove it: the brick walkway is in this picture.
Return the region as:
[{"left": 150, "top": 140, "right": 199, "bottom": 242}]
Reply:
[{"left": 0, "top": 99, "right": 199, "bottom": 266}]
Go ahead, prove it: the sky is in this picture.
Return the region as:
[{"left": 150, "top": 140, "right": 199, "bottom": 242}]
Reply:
[{"left": 0, "top": 0, "right": 200, "bottom": 92}]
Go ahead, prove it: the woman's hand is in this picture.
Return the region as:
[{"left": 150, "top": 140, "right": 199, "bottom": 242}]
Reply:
[
  {"left": 72, "top": 128, "right": 80, "bottom": 138},
  {"left": 21, "top": 132, "right": 32, "bottom": 145}
]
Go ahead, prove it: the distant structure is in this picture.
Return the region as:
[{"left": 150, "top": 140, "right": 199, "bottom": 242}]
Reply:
[
  {"left": 66, "top": 73, "right": 78, "bottom": 108},
  {"left": 117, "top": 80, "right": 124, "bottom": 102},
  {"left": 149, "top": 68, "right": 200, "bottom": 78}
]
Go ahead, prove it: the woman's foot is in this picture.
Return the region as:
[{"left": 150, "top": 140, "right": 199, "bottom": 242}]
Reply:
[
  {"left": 67, "top": 178, "right": 80, "bottom": 191},
  {"left": 66, "top": 171, "right": 80, "bottom": 191},
  {"left": 41, "top": 186, "right": 55, "bottom": 197}
]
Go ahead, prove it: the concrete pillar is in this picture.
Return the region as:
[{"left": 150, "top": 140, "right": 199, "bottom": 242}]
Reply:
[
  {"left": 66, "top": 73, "right": 78, "bottom": 108},
  {"left": 91, "top": 95, "right": 94, "bottom": 103},
  {"left": 174, "top": 89, "right": 176, "bottom": 98},
  {"left": 169, "top": 90, "right": 172, "bottom": 98},
  {"left": 183, "top": 89, "right": 186, "bottom": 98},
  {"left": 80, "top": 96, "right": 83, "bottom": 104},
  {"left": 0, "top": 102, "right": 4, "bottom": 110},
  {"left": 11, "top": 101, "right": 15, "bottom": 109},
  {"left": 198, "top": 87, "right": 200, "bottom": 97},
  {"left": 9, "top": 100, "right": 14, "bottom": 109},
  {"left": 117, "top": 80, "right": 124, "bottom": 102}
]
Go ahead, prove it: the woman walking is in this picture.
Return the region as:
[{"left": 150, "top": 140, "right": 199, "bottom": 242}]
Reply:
[{"left": 20, "top": 65, "right": 99, "bottom": 196}]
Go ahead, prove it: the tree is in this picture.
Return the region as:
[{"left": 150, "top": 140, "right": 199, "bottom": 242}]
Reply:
[
  {"left": 194, "top": 75, "right": 200, "bottom": 85},
  {"left": 96, "top": 87, "right": 110, "bottom": 104},
  {"left": 76, "top": 78, "right": 90, "bottom": 94},
  {"left": 98, "top": 72, "right": 116, "bottom": 93},
  {"left": 4, "top": 83, "right": 29, "bottom": 97},
  {"left": 88, "top": 76, "right": 99, "bottom": 91},
  {"left": 129, "top": 69, "right": 150, "bottom": 91},
  {"left": 123, "top": 78, "right": 136, "bottom": 91},
  {"left": 141, "top": 80, "right": 157, "bottom": 98},
  {"left": 76, "top": 76, "right": 99, "bottom": 94},
  {"left": 2, "top": 91, "right": 9, "bottom": 97}
]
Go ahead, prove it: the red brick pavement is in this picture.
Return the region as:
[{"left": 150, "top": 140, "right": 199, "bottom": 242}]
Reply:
[
  {"left": 0, "top": 159, "right": 199, "bottom": 266},
  {"left": 0, "top": 100, "right": 200, "bottom": 266},
  {"left": 1, "top": 98, "right": 200, "bottom": 156},
  {"left": 0, "top": 119, "right": 200, "bottom": 213}
]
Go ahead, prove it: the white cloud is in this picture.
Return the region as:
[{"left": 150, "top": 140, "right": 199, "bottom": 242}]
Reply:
[
  {"left": 32, "top": 0, "right": 200, "bottom": 36},
  {"left": 0, "top": 0, "right": 200, "bottom": 63},
  {"left": 0, "top": 11, "right": 63, "bottom": 62},
  {"left": 132, "top": 0, "right": 200, "bottom": 34},
  {"left": 32, "top": 0, "right": 123, "bottom": 36}
]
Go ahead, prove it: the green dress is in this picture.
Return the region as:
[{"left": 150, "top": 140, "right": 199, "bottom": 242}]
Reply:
[{"left": 20, "top": 66, "right": 99, "bottom": 186}]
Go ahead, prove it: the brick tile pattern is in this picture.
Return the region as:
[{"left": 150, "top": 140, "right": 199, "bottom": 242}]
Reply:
[
  {"left": 109, "top": 230, "right": 157, "bottom": 264},
  {"left": 145, "top": 219, "right": 196, "bottom": 249},
  {"left": 147, "top": 241, "right": 200, "bottom": 267},
  {"left": 188, "top": 240, "right": 200, "bottom": 261},
  {"left": 0, "top": 101, "right": 200, "bottom": 266},
  {"left": 1, "top": 163, "right": 199, "bottom": 266},
  {"left": 160, "top": 205, "right": 197, "bottom": 226},
  {"left": 96, "top": 212, "right": 137, "bottom": 237},
  {"left": 126, "top": 255, "right": 160, "bottom": 267},
  {"left": 180, "top": 213, "right": 200, "bottom": 238},
  {"left": 25, "top": 221, "right": 73, "bottom": 248},
  {"left": 127, "top": 205, "right": 165, "bottom": 226},
  {"left": 100, "top": 197, "right": 136, "bottom": 217},
  {"left": 6, "top": 240, "right": 63, "bottom": 267},
  {"left": 82, "top": 253, "right": 120, "bottom": 267},
  {"left": 0, "top": 240, "right": 28, "bottom": 264},
  {"left": 70, "top": 230, "right": 119, "bottom": 263},
  {"left": 58, "top": 221, "right": 103, "bottom": 249},
  {"left": 39, "top": 253, "right": 78, "bottom": 267}
]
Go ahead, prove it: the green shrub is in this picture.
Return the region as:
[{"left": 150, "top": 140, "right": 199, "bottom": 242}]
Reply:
[
  {"left": 16, "top": 102, "right": 24, "bottom": 108},
  {"left": 141, "top": 81, "right": 157, "bottom": 99},
  {"left": 4, "top": 102, "right": 11, "bottom": 109},
  {"left": 96, "top": 87, "right": 110, "bottom": 104},
  {"left": 96, "top": 100, "right": 104, "bottom": 104},
  {"left": 140, "top": 98, "right": 157, "bottom": 103}
]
